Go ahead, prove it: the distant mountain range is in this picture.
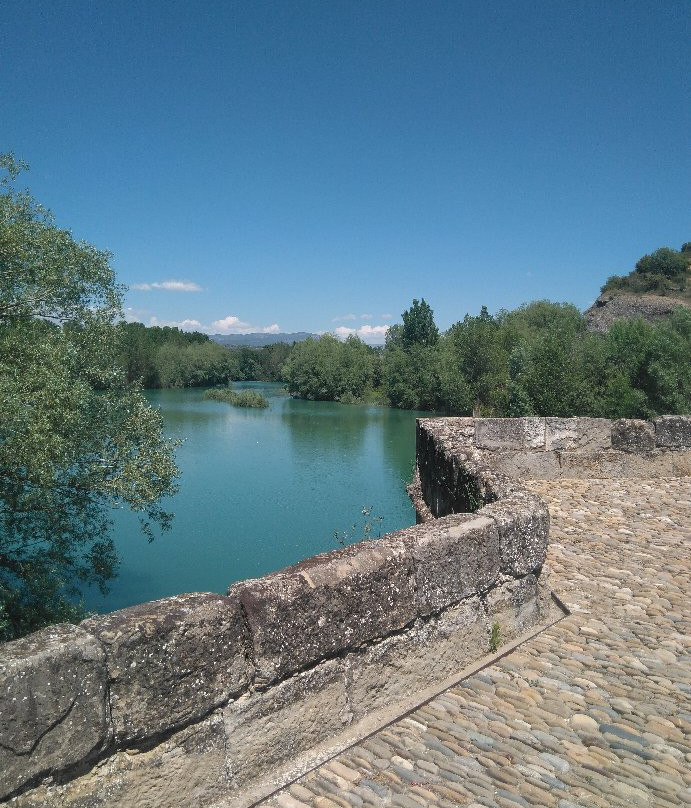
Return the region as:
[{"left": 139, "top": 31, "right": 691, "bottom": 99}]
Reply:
[{"left": 209, "top": 332, "right": 318, "bottom": 348}]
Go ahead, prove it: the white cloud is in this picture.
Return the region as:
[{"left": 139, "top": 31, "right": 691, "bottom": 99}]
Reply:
[
  {"left": 211, "top": 315, "right": 252, "bottom": 334},
  {"left": 132, "top": 280, "right": 203, "bottom": 292},
  {"left": 178, "top": 318, "right": 204, "bottom": 330},
  {"left": 148, "top": 315, "right": 206, "bottom": 330},
  {"left": 132, "top": 312, "right": 281, "bottom": 335},
  {"left": 333, "top": 324, "right": 390, "bottom": 345}
]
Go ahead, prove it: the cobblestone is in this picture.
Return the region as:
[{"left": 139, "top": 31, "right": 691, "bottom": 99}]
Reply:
[{"left": 261, "top": 477, "right": 690, "bottom": 807}]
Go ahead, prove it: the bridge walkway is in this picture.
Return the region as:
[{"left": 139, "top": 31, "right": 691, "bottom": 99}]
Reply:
[{"left": 260, "top": 477, "right": 691, "bottom": 808}]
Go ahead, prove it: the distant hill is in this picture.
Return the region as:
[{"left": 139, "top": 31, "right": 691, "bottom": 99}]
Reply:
[{"left": 210, "top": 332, "right": 318, "bottom": 348}]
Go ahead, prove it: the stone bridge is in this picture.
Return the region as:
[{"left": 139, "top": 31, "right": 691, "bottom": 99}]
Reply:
[{"left": 1, "top": 416, "right": 690, "bottom": 807}]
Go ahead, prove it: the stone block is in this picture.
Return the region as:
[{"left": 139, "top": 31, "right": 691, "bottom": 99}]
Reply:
[
  {"left": 486, "top": 450, "right": 562, "bottom": 480},
  {"left": 544, "top": 418, "right": 612, "bottom": 451},
  {"left": 229, "top": 536, "right": 416, "bottom": 687},
  {"left": 474, "top": 418, "right": 545, "bottom": 450},
  {"left": 0, "top": 624, "right": 109, "bottom": 800},
  {"left": 403, "top": 514, "right": 500, "bottom": 614},
  {"left": 611, "top": 419, "right": 656, "bottom": 452},
  {"left": 347, "top": 597, "right": 486, "bottom": 721},
  {"left": 654, "top": 415, "right": 691, "bottom": 448},
  {"left": 556, "top": 449, "right": 667, "bottom": 478},
  {"left": 82, "top": 593, "right": 250, "bottom": 744},
  {"left": 223, "top": 659, "right": 350, "bottom": 790},
  {"left": 480, "top": 493, "right": 549, "bottom": 577},
  {"left": 9, "top": 712, "right": 229, "bottom": 808},
  {"left": 485, "top": 574, "right": 540, "bottom": 642}
]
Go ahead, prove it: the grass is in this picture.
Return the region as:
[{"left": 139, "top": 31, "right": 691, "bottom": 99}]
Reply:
[{"left": 489, "top": 621, "right": 502, "bottom": 653}]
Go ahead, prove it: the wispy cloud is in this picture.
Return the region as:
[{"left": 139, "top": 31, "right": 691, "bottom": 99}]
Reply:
[
  {"left": 333, "top": 324, "right": 389, "bottom": 345},
  {"left": 332, "top": 313, "right": 375, "bottom": 322},
  {"left": 132, "top": 279, "right": 203, "bottom": 292}
]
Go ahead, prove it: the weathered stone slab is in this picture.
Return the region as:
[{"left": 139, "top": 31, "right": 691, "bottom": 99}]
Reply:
[
  {"left": 474, "top": 418, "right": 545, "bottom": 450},
  {"left": 0, "top": 624, "right": 109, "bottom": 800},
  {"left": 9, "top": 711, "right": 229, "bottom": 808},
  {"left": 229, "top": 536, "right": 416, "bottom": 687},
  {"left": 346, "top": 597, "right": 485, "bottom": 721},
  {"left": 611, "top": 419, "right": 656, "bottom": 452},
  {"left": 403, "top": 514, "right": 500, "bottom": 613},
  {"left": 654, "top": 415, "right": 691, "bottom": 448},
  {"left": 223, "top": 659, "right": 350, "bottom": 790},
  {"left": 483, "top": 449, "right": 562, "bottom": 480},
  {"left": 480, "top": 493, "right": 549, "bottom": 577},
  {"left": 485, "top": 574, "right": 540, "bottom": 642},
  {"left": 544, "top": 418, "right": 612, "bottom": 451},
  {"left": 82, "top": 593, "right": 249, "bottom": 744},
  {"left": 557, "top": 449, "right": 681, "bottom": 478}
]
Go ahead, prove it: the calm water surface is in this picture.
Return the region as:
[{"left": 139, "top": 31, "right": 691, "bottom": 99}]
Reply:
[{"left": 86, "top": 383, "right": 425, "bottom": 613}]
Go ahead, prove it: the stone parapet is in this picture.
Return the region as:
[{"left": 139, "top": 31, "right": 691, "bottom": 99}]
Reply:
[
  {"left": 2, "top": 415, "right": 689, "bottom": 807},
  {"left": 414, "top": 416, "right": 691, "bottom": 482}
]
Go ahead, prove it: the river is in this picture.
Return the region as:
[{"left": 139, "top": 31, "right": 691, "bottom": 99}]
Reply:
[{"left": 85, "top": 382, "right": 425, "bottom": 613}]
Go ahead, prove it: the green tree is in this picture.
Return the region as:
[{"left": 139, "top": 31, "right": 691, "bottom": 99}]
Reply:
[
  {"left": 635, "top": 247, "right": 688, "bottom": 279},
  {"left": 282, "top": 334, "right": 375, "bottom": 402},
  {"left": 397, "top": 298, "right": 439, "bottom": 349},
  {"left": 383, "top": 300, "right": 442, "bottom": 410},
  {"left": 443, "top": 306, "right": 508, "bottom": 414},
  {"left": 0, "top": 155, "right": 179, "bottom": 640}
]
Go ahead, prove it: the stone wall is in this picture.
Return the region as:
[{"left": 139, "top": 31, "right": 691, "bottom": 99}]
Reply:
[{"left": 2, "top": 416, "right": 689, "bottom": 807}]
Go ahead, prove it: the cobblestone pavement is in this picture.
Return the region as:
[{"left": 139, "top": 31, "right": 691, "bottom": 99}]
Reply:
[{"left": 260, "top": 477, "right": 691, "bottom": 808}]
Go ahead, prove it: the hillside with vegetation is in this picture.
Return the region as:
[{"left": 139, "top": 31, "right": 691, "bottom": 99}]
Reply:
[
  {"left": 584, "top": 244, "right": 691, "bottom": 334},
  {"left": 599, "top": 244, "right": 691, "bottom": 300}
]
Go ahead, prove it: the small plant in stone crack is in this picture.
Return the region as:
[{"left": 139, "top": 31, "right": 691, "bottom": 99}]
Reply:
[
  {"left": 489, "top": 621, "right": 502, "bottom": 653},
  {"left": 333, "top": 506, "right": 385, "bottom": 547}
]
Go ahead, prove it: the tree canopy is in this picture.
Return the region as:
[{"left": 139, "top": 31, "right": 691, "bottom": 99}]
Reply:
[{"left": 0, "top": 155, "right": 179, "bottom": 640}]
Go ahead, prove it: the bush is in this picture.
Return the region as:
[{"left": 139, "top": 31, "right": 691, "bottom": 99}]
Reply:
[
  {"left": 635, "top": 247, "right": 688, "bottom": 279},
  {"left": 203, "top": 388, "right": 269, "bottom": 408}
]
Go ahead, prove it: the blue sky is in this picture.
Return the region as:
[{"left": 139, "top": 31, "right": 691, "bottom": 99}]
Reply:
[{"left": 2, "top": 0, "right": 689, "bottom": 343}]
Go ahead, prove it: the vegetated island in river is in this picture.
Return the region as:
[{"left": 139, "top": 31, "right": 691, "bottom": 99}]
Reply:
[
  {"left": 203, "top": 387, "right": 269, "bottom": 408},
  {"left": 118, "top": 241, "right": 691, "bottom": 420}
]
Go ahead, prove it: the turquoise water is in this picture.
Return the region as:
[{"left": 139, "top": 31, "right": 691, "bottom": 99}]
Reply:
[{"left": 85, "top": 383, "right": 424, "bottom": 613}]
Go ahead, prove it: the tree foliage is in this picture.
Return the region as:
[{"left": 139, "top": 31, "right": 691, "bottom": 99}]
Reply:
[
  {"left": 0, "top": 156, "right": 179, "bottom": 640},
  {"left": 283, "top": 294, "right": 690, "bottom": 419},
  {"left": 282, "top": 334, "right": 376, "bottom": 402}
]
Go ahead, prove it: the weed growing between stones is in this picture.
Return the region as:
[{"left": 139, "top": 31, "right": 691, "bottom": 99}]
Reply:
[
  {"left": 489, "top": 621, "right": 502, "bottom": 653},
  {"left": 333, "top": 506, "right": 385, "bottom": 547}
]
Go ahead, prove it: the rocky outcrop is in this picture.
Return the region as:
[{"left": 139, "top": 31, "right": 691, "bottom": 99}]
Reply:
[{"left": 584, "top": 292, "right": 690, "bottom": 333}]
